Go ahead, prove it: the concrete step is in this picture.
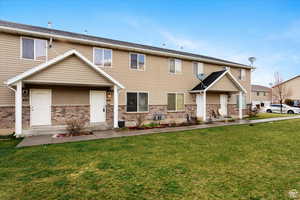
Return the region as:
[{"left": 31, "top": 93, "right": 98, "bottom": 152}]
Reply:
[{"left": 23, "top": 123, "right": 111, "bottom": 137}]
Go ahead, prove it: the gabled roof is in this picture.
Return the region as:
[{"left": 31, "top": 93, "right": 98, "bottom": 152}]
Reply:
[
  {"left": 0, "top": 20, "right": 252, "bottom": 69},
  {"left": 4, "top": 49, "right": 125, "bottom": 89},
  {"left": 272, "top": 75, "right": 300, "bottom": 88},
  {"left": 251, "top": 84, "right": 271, "bottom": 92},
  {"left": 191, "top": 70, "right": 247, "bottom": 93}
]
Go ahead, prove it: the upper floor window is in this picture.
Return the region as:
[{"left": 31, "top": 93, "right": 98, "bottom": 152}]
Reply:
[
  {"left": 93, "top": 48, "right": 112, "bottom": 67},
  {"left": 193, "top": 62, "right": 204, "bottom": 75},
  {"left": 257, "top": 92, "right": 260, "bottom": 96},
  {"left": 130, "top": 53, "right": 145, "bottom": 70},
  {"left": 239, "top": 69, "right": 246, "bottom": 80},
  {"left": 126, "top": 92, "right": 148, "bottom": 112},
  {"left": 169, "top": 58, "right": 182, "bottom": 74},
  {"left": 167, "top": 93, "right": 184, "bottom": 111},
  {"left": 21, "top": 37, "right": 47, "bottom": 61}
]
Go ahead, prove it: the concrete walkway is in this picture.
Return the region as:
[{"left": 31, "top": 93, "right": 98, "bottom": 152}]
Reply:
[{"left": 17, "top": 115, "right": 300, "bottom": 148}]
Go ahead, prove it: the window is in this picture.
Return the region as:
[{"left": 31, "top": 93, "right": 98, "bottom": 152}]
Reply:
[
  {"left": 193, "top": 62, "right": 204, "bottom": 75},
  {"left": 167, "top": 93, "right": 184, "bottom": 111},
  {"left": 21, "top": 37, "right": 47, "bottom": 60},
  {"left": 257, "top": 92, "right": 260, "bottom": 96},
  {"left": 169, "top": 58, "right": 181, "bottom": 74},
  {"left": 239, "top": 69, "right": 246, "bottom": 80},
  {"left": 93, "top": 48, "right": 112, "bottom": 67},
  {"left": 130, "top": 53, "right": 145, "bottom": 70},
  {"left": 236, "top": 94, "right": 247, "bottom": 109},
  {"left": 263, "top": 92, "right": 266, "bottom": 96},
  {"left": 126, "top": 92, "right": 148, "bottom": 112}
]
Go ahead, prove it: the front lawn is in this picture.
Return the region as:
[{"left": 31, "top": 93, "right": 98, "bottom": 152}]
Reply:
[
  {"left": 246, "top": 112, "right": 294, "bottom": 120},
  {"left": 1, "top": 119, "right": 300, "bottom": 200}
]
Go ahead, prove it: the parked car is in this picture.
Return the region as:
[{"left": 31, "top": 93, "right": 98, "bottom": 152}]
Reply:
[{"left": 265, "top": 104, "right": 300, "bottom": 114}]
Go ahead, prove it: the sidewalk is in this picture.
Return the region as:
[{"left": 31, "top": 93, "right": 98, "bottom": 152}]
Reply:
[{"left": 16, "top": 115, "right": 300, "bottom": 148}]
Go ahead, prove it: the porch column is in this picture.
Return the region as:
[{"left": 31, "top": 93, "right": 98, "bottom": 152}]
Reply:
[
  {"left": 203, "top": 91, "right": 207, "bottom": 121},
  {"left": 15, "top": 81, "right": 22, "bottom": 136},
  {"left": 239, "top": 91, "right": 243, "bottom": 119},
  {"left": 113, "top": 85, "right": 119, "bottom": 128}
]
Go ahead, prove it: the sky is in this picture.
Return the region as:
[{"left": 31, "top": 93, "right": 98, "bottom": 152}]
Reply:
[{"left": 1, "top": 0, "right": 300, "bottom": 86}]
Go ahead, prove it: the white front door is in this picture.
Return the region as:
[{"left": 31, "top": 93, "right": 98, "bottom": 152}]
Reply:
[
  {"left": 90, "top": 90, "right": 106, "bottom": 123},
  {"left": 196, "top": 94, "right": 204, "bottom": 118},
  {"left": 220, "top": 94, "right": 228, "bottom": 116},
  {"left": 30, "top": 89, "right": 51, "bottom": 126}
]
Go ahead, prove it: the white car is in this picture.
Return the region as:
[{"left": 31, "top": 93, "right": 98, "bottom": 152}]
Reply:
[{"left": 265, "top": 104, "right": 300, "bottom": 114}]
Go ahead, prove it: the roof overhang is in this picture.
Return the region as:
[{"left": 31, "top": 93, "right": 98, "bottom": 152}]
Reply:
[
  {"left": 0, "top": 25, "right": 253, "bottom": 69},
  {"left": 4, "top": 49, "right": 125, "bottom": 89},
  {"left": 190, "top": 70, "right": 247, "bottom": 93}
]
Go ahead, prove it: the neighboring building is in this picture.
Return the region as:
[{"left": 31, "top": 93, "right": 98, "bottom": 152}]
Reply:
[
  {"left": 0, "top": 20, "right": 252, "bottom": 137},
  {"left": 272, "top": 75, "right": 300, "bottom": 106},
  {"left": 251, "top": 84, "right": 272, "bottom": 108}
]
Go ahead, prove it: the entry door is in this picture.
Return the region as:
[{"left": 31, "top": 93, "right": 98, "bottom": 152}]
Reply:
[
  {"left": 196, "top": 94, "right": 204, "bottom": 118},
  {"left": 90, "top": 90, "right": 106, "bottom": 123},
  {"left": 220, "top": 94, "right": 228, "bottom": 116},
  {"left": 30, "top": 89, "right": 51, "bottom": 126}
]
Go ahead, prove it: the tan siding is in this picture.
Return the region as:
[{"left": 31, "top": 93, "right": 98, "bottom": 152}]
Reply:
[
  {"left": 0, "top": 32, "right": 251, "bottom": 106},
  {"left": 251, "top": 91, "right": 272, "bottom": 102},
  {"left": 208, "top": 74, "right": 239, "bottom": 92},
  {"left": 207, "top": 93, "right": 221, "bottom": 104},
  {"left": 273, "top": 76, "right": 300, "bottom": 100},
  {"left": 52, "top": 87, "right": 89, "bottom": 105},
  {"left": 25, "top": 56, "right": 112, "bottom": 86}
]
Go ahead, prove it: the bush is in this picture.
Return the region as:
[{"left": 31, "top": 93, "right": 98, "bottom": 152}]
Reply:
[
  {"left": 65, "top": 119, "right": 86, "bottom": 135},
  {"left": 248, "top": 107, "right": 259, "bottom": 118},
  {"left": 136, "top": 114, "right": 146, "bottom": 128},
  {"left": 284, "top": 99, "right": 294, "bottom": 106}
]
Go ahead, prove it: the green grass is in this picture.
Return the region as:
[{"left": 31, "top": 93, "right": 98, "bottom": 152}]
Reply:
[
  {"left": 1, "top": 119, "right": 300, "bottom": 200},
  {"left": 245, "top": 112, "right": 295, "bottom": 120}
]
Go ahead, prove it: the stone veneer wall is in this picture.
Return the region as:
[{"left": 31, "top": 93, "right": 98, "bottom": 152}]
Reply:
[
  {"left": 107, "top": 104, "right": 197, "bottom": 127},
  {"left": 0, "top": 106, "right": 30, "bottom": 129},
  {"left": 51, "top": 105, "right": 90, "bottom": 125}
]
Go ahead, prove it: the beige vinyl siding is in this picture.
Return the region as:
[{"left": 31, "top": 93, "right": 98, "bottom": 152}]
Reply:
[
  {"left": 273, "top": 76, "right": 300, "bottom": 100},
  {"left": 251, "top": 91, "right": 272, "bottom": 102},
  {"left": 206, "top": 93, "right": 221, "bottom": 104},
  {"left": 0, "top": 32, "right": 252, "bottom": 106},
  {"left": 52, "top": 87, "right": 89, "bottom": 105},
  {"left": 25, "top": 56, "right": 112, "bottom": 86},
  {"left": 208, "top": 74, "right": 239, "bottom": 92}
]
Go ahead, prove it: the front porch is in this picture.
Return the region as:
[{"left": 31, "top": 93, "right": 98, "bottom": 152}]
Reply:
[
  {"left": 5, "top": 50, "right": 124, "bottom": 137},
  {"left": 190, "top": 69, "right": 247, "bottom": 121}
]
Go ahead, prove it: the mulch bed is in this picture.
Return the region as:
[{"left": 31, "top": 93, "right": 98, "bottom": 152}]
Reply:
[{"left": 53, "top": 132, "right": 93, "bottom": 138}]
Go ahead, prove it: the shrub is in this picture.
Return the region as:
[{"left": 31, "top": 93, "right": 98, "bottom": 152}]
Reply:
[
  {"left": 248, "top": 107, "right": 259, "bottom": 118},
  {"left": 136, "top": 114, "right": 146, "bottom": 128},
  {"left": 284, "top": 99, "right": 294, "bottom": 106},
  {"left": 65, "top": 119, "right": 86, "bottom": 135}
]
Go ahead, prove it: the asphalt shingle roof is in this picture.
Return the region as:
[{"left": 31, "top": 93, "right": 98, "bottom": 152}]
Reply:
[
  {"left": 191, "top": 70, "right": 227, "bottom": 91},
  {"left": 0, "top": 20, "right": 250, "bottom": 68}
]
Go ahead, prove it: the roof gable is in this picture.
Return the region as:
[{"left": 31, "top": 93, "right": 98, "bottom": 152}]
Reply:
[
  {"left": 5, "top": 49, "right": 125, "bottom": 88},
  {"left": 191, "top": 70, "right": 246, "bottom": 93},
  {"left": 25, "top": 55, "right": 112, "bottom": 86}
]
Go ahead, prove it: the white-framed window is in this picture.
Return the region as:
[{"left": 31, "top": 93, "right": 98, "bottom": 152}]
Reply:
[
  {"left": 126, "top": 92, "right": 149, "bottom": 112},
  {"left": 130, "top": 53, "right": 145, "bottom": 70},
  {"left": 167, "top": 93, "right": 184, "bottom": 111},
  {"left": 21, "top": 37, "right": 47, "bottom": 61},
  {"left": 239, "top": 69, "right": 246, "bottom": 80},
  {"left": 93, "top": 47, "right": 112, "bottom": 67},
  {"left": 193, "top": 62, "right": 204, "bottom": 75},
  {"left": 169, "top": 58, "right": 182, "bottom": 74}
]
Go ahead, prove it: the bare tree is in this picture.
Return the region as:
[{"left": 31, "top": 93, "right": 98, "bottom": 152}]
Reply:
[{"left": 272, "top": 72, "right": 290, "bottom": 113}]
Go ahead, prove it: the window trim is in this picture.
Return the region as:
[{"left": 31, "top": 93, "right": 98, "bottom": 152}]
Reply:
[
  {"left": 169, "top": 58, "right": 182, "bottom": 75},
  {"left": 129, "top": 53, "right": 146, "bottom": 71},
  {"left": 167, "top": 92, "right": 185, "bottom": 112},
  {"left": 125, "top": 91, "right": 149, "bottom": 113},
  {"left": 239, "top": 68, "right": 246, "bottom": 80},
  {"left": 93, "top": 47, "right": 113, "bottom": 68},
  {"left": 193, "top": 62, "right": 204, "bottom": 75},
  {"left": 20, "top": 36, "right": 48, "bottom": 61}
]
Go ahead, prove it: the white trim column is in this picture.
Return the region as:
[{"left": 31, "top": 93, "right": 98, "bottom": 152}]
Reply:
[
  {"left": 113, "top": 85, "right": 119, "bottom": 128},
  {"left": 239, "top": 91, "right": 243, "bottom": 119},
  {"left": 203, "top": 91, "right": 207, "bottom": 121},
  {"left": 15, "top": 81, "right": 22, "bottom": 136}
]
